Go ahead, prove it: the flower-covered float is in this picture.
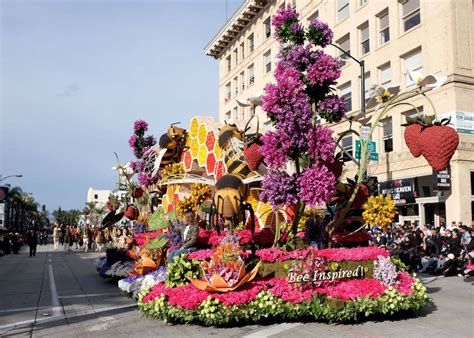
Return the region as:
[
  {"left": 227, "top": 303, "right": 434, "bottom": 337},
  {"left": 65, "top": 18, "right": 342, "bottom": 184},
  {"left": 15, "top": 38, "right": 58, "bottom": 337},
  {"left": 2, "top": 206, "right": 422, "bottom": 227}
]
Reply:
[{"left": 95, "top": 6, "right": 461, "bottom": 326}]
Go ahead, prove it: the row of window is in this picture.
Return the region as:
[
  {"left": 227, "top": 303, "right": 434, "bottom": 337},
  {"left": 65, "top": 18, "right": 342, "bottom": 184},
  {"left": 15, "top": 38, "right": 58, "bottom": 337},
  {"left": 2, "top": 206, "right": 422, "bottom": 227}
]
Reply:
[
  {"left": 225, "top": 17, "right": 272, "bottom": 73},
  {"left": 337, "top": 1, "right": 420, "bottom": 61},
  {"left": 338, "top": 46, "right": 422, "bottom": 112},
  {"left": 340, "top": 106, "right": 423, "bottom": 161},
  {"left": 337, "top": 0, "right": 420, "bottom": 34},
  {"left": 225, "top": 105, "right": 253, "bottom": 122},
  {"left": 224, "top": 49, "right": 272, "bottom": 102}
]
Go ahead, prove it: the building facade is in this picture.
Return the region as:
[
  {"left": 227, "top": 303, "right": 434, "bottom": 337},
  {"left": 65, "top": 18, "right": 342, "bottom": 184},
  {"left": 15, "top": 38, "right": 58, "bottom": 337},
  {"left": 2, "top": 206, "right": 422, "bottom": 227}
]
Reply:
[
  {"left": 205, "top": 0, "right": 474, "bottom": 226},
  {"left": 86, "top": 187, "right": 112, "bottom": 208}
]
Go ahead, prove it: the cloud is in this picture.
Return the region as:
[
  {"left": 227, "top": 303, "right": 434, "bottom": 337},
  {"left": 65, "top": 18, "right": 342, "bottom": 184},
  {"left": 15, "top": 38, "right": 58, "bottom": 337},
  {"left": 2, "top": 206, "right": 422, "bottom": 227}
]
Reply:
[{"left": 57, "top": 83, "right": 80, "bottom": 97}]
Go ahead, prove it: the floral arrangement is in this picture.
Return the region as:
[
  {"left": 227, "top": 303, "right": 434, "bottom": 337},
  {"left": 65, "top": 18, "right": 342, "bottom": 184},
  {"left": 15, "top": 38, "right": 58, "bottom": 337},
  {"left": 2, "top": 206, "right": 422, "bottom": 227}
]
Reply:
[
  {"left": 255, "top": 246, "right": 389, "bottom": 263},
  {"left": 176, "top": 183, "right": 212, "bottom": 218},
  {"left": 160, "top": 163, "right": 185, "bottom": 181},
  {"left": 165, "top": 254, "right": 202, "bottom": 287},
  {"left": 127, "top": 119, "right": 159, "bottom": 188},
  {"left": 374, "top": 255, "right": 399, "bottom": 286},
  {"left": 290, "top": 250, "right": 327, "bottom": 291},
  {"left": 202, "top": 242, "right": 244, "bottom": 288},
  {"left": 119, "top": 266, "right": 168, "bottom": 299},
  {"left": 362, "top": 194, "right": 397, "bottom": 232},
  {"left": 138, "top": 273, "right": 428, "bottom": 325},
  {"left": 260, "top": 5, "right": 344, "bottom": 234}
]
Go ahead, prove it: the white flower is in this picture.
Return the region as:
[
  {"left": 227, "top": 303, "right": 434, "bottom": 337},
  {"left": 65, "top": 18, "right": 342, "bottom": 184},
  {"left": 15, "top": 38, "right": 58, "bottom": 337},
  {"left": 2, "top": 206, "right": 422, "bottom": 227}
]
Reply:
[
  {"left": 408, "top": 70, "right": 446, "bottom": 89},
  {"left": 365, "top": 84, "right": 401, "bottom": 110},
  {"left": 112, "top": 162, "right": 134, "bottom": 179}
]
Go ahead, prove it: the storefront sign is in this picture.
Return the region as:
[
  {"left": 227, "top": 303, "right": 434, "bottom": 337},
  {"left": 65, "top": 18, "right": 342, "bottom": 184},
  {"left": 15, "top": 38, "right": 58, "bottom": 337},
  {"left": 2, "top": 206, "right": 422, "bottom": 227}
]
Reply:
[
  {"left": 379, "top": 178, "right": 417, "bottom": 205},
  {"left": 288, "top": 265, "right": 364, "bottom": 283},
  {"left": 439, "top": 111, "right": 474, "bottom": 135},
  {"left": 433, "top": 168, "right": 451, "bottom": 191}
]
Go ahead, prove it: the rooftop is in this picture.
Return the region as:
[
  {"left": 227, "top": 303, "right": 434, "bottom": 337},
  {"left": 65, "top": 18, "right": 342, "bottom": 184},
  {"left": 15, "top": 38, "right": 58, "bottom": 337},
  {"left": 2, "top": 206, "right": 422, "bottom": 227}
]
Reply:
[{"left": 204, "top": 0, "right": 270, "bottom": 59}]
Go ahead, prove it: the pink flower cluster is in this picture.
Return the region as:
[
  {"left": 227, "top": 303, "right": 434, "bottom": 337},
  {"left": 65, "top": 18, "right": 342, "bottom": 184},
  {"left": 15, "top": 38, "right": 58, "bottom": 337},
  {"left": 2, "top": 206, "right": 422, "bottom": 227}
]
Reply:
[
  {"left": 133, "top": 230, "right": 163, "bottom": 246},
  {"left": 188, "top": 249, "right": 214, "bottom": 261},
  {"left": 260, "top": 131, "right": 292, "bottom": 168},
  {"left": 324, "top": 278, "right": 386, "bottom": 300},
  {"left": 198, "top": 229, "right": 273, "bottom": 248},
  {"left": 307, "top": 126, "right": 336, "bottom": 163},
  {"left": 256, "top": 247, "right": 389, "bottom": 263},
  {"left": 307, "top": 52, "right": 341, "bottom": 87},
  {"left": 143, "top": 275, "right": 411, "bottom": 309},
  {"left": 394, "top": 271, "right": 414, "bottom": 295}
]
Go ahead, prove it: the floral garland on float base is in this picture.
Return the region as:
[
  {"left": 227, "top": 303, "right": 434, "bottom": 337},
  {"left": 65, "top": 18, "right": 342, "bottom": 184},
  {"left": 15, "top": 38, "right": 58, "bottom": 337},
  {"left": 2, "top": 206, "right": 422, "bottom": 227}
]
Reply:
[{"left": 137, "top": 246, "right": 429, "bottom": 326}]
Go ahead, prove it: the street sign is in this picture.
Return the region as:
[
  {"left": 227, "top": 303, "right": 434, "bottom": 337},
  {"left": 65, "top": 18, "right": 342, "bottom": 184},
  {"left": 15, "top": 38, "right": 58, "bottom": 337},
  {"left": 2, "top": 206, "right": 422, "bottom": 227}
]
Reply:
[
  {"left": 355, "top": 140, "right": 378, "bottom": 161},
  {"left": 360, "top": 126, "right": 371, "bottom": 140}
]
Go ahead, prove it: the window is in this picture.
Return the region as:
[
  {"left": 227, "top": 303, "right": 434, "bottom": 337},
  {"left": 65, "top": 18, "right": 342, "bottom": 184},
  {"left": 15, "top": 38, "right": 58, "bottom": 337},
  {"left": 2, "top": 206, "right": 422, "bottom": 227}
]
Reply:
[
  {"left": 341, "top": 135, "right": 353, "bottom": 162},
  {"left": 264, "top": 50, "right": 272, "bottom": 73},
  {"left": 364, "top": 72, "right": 371, "bottom": 104},
  {"left": 226, "top": 55, "right": 231, "bottom": 72},
  {"left": 402, "top": 0, "right": 420, "bottom": 32},
  {"left": 248, "top": 64, "right": 255, "bottom": 86},
  {"left": 232, "top": 107, "right": 238, "bottom": 120},
  {"left": 241, "top": 107, "right": 246, "bottom": 121},
  {"left": 403, "top": 106, "right": 423, "bottom": 120},
  {"left": 233, "top": 49, "right": 238, "bottom": 66},
  {"left": 225, "top": 82, "right": 231, "bottom": 101},
  {"left": 225, "top": 111, "right": 231, "bottom": 121},
  {"left": 248, "top": 34, "right": 254, "bottom": 53},
  {"left": 264, "top": 17, "right": 271, "bottom": 38},
  {"left": 308, "top": 9, "right": 319, "bottom": 24},
  {"left": 233, "top": 77, "right": 238, "bottom": 96},
  {"left": 337, "top": 0, "right": 350, "bottom": 21},
  {"left": 94, "top": 194, "right": 98, "bottom": 199},
  {"left": 337, "top": 34, "right": 350, "bottom": 65},
  {"left": 379, "top": 63, "right": 391, "bottom": 87},
  {"left": 402, "top": 47, "right": 422, "bottom": 87},
  {"left": 359, "top": 0, "right": 368, "bottom": 6},
  {"left": 240, "top": 71, "right": 245, "bottom": 91},
  {"left": 240, "top": 42, "right": 245, "bottom": 60},
  {"left": 378, "top": 9, "right": 390, "bottom": 45},
  {"left": 339, "top": 82, "right": 352, "bottom": 111},
  {"left": 382, "top": 117, "right": 393, "bottom": 153},
  {"left": 359, "top": 22, "right": 370, "bottom": 55}
]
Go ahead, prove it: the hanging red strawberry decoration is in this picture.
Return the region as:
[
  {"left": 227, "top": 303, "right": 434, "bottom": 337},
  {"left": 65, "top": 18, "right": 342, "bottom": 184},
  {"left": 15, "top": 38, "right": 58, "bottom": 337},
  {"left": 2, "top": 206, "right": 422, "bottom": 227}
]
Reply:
[
  {"left": 125, "top": 205, "right": 139, "bottom": 220},
  {"left": 404, "top": 124, "right": 423, "bottom": 157},
  {"left": 419, "top": 124, "right": 459, "bottom": 171}
]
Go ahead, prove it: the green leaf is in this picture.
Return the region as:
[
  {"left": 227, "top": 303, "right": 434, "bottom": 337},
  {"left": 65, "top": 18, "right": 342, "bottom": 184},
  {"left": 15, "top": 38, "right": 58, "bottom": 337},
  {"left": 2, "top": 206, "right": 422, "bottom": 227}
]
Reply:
[
  {"left": 148, "top": 207, "right": 170, "bottom": 230},
  {"left": 145, "top": 234, "right": 168, "bottom": 250}
]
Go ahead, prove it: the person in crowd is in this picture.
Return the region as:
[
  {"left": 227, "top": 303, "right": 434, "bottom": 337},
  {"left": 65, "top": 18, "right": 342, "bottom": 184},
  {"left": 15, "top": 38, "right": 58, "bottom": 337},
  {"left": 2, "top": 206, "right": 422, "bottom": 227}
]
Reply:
[
  {"left": 59, "top": 225, "right": 65, "bottom": 246},
  {"left": 167, "top": 212, "right": 199, "bottom": 263},
  {"left": 11, "top": 232, "right": 20, "bottom": 254},
  {"left": 95, "top": 230, "right": 105, "bottom": 252},
  {"left": 27, "top": 230, "right": 38, "bottom": 257},
  {"left": 64, "top": 226, "right": 72, "bottom": 252},
  {"left": 83, "top": 225, "right": 90, "bottom": 253},
  {"left": 459, "top": 225, "right": 472, "bottom": 248},
  {"left": 53, "top": 225, "right": 60, "bottom": 250}
]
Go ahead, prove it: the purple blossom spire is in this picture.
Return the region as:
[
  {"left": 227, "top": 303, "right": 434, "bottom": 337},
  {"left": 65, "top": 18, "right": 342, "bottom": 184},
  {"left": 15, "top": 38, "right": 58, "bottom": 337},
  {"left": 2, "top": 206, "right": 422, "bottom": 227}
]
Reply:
[
  {"left": 307, "top": 19, "right": 333, "bottom": 48},
  {"left": 317, "top": 94, "right": 347, "bottom": 123},
  {"left": 297, "top": 165, "right": 336, "bottom": 207}
]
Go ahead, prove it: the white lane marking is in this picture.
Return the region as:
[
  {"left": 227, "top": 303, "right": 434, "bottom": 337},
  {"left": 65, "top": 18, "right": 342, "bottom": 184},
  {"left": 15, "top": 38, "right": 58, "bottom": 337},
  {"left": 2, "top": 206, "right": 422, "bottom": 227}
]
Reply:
[
  {"left": 58, "top": 293, "right": 120, "bottom": 299},
  {"left": 0, "top": 304, "right": 136, "bottom": 330},
  {"left": 48, "top": 264, "right": 62, "bottom": 317},
  {"left": 0, "top": 306, "right": 50, "bottom": 314},
  {"left": 243, "top": 323, "right": 301, "bottom": 338}
]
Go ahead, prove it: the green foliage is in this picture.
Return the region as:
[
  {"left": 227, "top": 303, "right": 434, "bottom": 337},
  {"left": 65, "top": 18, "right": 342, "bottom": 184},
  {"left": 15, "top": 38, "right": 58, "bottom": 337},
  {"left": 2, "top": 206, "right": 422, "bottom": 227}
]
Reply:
[
  {"left": 165, "top": 254, "right": 202, "bottom": 287},
  {"left": 148, "top": 207, "right": 174, "bottom": 231},
  {"left": 390, "top": 255, "right": 409, "bottom": 271},
  {"left": 138, "top": 277, "right": 430, "bottom": 326},
  {"left": 145, "top": 234, "right": 169, "bottom": 250}
]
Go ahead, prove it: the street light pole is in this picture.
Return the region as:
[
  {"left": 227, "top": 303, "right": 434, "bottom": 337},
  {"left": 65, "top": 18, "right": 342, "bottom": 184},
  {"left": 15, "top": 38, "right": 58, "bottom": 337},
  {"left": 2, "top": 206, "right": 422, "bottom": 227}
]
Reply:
[
  {"left": 330, "top": 43, "right": 365, "bottom": 116},
  {"left": 330, "top": 44, "right": 368, "bottom": 181},
  {"left": 0, "top": 174, "right": 23, "bottom": 182}
]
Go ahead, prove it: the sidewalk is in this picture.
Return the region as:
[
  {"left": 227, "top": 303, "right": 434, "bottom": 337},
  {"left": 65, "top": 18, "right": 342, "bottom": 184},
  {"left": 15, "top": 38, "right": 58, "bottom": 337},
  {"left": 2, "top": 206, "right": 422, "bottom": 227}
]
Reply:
[{"left": 0, "top": 244, "right": 134, "bottom": 335}]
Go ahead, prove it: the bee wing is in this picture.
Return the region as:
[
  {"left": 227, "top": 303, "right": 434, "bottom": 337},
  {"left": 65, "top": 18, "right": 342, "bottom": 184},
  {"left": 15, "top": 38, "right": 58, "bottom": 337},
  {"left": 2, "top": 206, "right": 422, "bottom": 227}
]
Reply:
[{"left": 152, "top": 148, "right": 168, "bottom": 176}]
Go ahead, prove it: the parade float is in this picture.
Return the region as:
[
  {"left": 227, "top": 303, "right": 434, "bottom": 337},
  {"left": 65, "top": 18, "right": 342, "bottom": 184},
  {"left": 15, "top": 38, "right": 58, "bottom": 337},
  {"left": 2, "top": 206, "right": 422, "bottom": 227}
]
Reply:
[{"left": 95, "top": 6, "right": 461, "bottom": 325}]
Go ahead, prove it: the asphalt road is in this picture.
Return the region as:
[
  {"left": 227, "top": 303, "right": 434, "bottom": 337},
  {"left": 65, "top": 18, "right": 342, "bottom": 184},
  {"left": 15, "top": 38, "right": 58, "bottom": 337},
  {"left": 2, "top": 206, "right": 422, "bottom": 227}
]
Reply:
[{"left": 0, "top": 244, "right": 472, "bottom": 338}]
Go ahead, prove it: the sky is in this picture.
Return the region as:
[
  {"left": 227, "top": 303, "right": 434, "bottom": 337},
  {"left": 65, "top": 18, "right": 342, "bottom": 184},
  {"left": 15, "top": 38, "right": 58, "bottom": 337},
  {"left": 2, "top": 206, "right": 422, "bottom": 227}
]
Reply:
[{"left": 1, "top": 0, "right": 244, "bottom": 211}]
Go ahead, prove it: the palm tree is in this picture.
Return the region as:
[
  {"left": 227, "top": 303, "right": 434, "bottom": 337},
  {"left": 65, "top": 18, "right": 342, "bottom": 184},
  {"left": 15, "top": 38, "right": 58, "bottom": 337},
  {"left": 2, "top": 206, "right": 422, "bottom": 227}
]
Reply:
[{"left": 6, "top": 186, "right": 23, "bottom": 229}]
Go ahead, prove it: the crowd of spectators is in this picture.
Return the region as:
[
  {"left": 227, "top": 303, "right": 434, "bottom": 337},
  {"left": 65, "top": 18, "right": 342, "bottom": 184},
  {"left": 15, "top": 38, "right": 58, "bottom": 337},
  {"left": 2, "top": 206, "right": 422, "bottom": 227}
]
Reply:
[{"left": 370, "top": 221, "right": 474, "bottom": 278}]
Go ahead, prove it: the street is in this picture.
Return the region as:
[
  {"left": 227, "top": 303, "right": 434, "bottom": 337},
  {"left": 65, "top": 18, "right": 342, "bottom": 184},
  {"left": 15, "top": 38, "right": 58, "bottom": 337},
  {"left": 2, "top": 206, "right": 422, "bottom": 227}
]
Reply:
[{"left": 0, "top": 245, "right": 473, "bottom": 338}]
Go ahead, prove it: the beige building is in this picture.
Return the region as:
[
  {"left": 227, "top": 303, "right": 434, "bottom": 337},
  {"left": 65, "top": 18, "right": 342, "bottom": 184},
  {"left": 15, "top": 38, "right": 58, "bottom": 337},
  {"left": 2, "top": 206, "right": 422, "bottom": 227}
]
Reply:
[{"left": 205, "top": 0, "right": 474, "bottom": 227}]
